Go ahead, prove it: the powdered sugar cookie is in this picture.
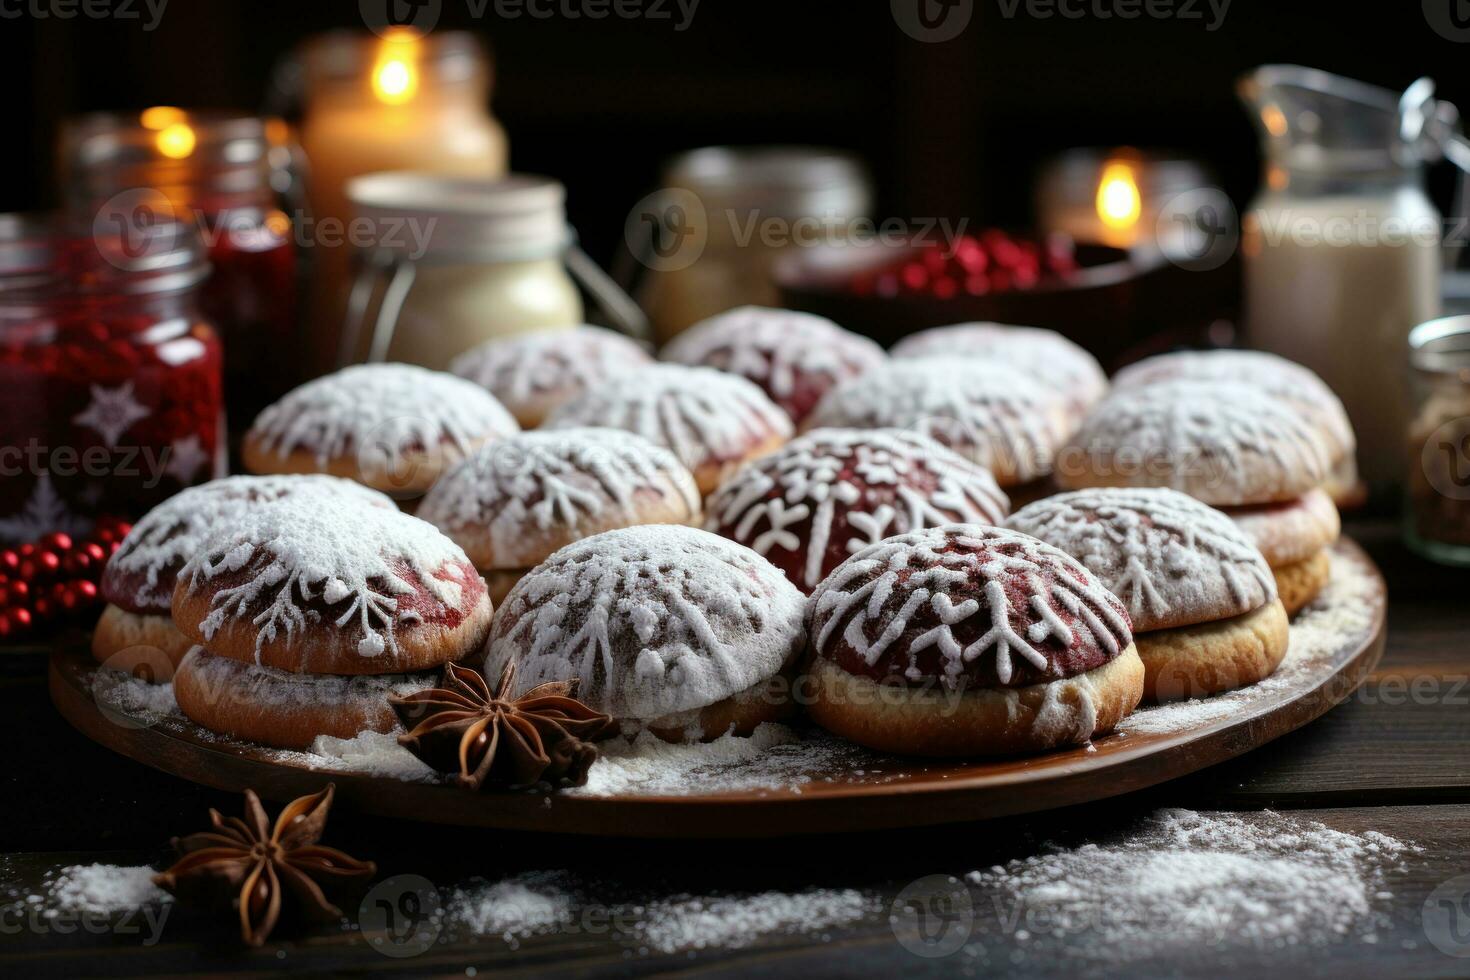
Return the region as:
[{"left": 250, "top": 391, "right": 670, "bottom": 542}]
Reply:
[
  {"left": 804, "top": 358, "right": 1073, "bottom": 487},
  {"left": 485, "top": 524, "right": 807, "bottom": 740},
  {"left": 172, "top": 647, "right": 436, "bottom": 750},
  {"left": 1057, "top": 380, "right": 1335, "bottom": 505},
  {"left": 805, "top": 524, "right": 1144, "bottom": 756},
  {"left": 418, "top": 428, "right": 702, "bottom": 604},
  {"left": 1007, "top": 488, "right": 1287, "bottom": 701},
  {"left": 543, "top": 364, "right": 792, "bottom": 495},
  {"left": 94, "top": 475, "right": 393, "bottom": 670},
  {"left": 450, "top": 326, "right": 652, "bottom": 428},
  {"left": 660, "top": 306, "right": 886, "bottom": 424},
  {"left": 1226, "top": 487, "right": 1340, "bottom": 614},
  {"left": 243, "top": 363, "right": 520, "bottom": 497},
  {"left": 891, "top": 322, "right": 1108, "bottom": 420},
  {"left": 705, "top": 429, "right": 1008, "bottom": 592},
  {"left": 172, "top": 492, "right": 493, "bottom": 675}
]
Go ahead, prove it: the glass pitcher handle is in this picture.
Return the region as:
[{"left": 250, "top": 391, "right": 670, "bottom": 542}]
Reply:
[{"left": 565, "top": 240, "right": 651, "bottom": 341}]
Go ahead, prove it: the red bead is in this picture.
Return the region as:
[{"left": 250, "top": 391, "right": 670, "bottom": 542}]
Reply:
[
  {"left": 964, "top": 275, "right": 990, "bottom": 296},
  {"left": 36, "top": 551, "right": 60, "bottom": 575},
  {"left": 18, "top": 543, "right": 34, "bottom": 558},
  {"left": 931, "top": 275, "right": 958, "bottom": 299},
  {"left": 30, "top": 597, "right": 52, "bottom": 621},
  {"left": 900, "top": 263, "right": 929, "bottom": 291},
  {"left": 41, "top": 532, "right": 73, "bottom": 552},
  {"left": 11, "top": 607, "right": 33, "bottom": 630},
  {"left": 93, "top": 528, "right": 117, "bottom": 545},
  {"left": 0, "top": 551, "right": 17, "bottom": 573},
  {"left": 17, "top": 560, "right": 35, "bottom": 581},
  {"left": 9, "top": 581, "right": 28, "bottom": 602},
  {"left": 62, "top": 552, "right": 91, "bottom": 576},
  {"left": 108, "top": 540, "right": 122, "bottom": 555},
  {"left": 84, "top": 542, "right": 106, "bottom": 563},
  {"left": 113, "top": 522, "right": 132, "bottom": 539},
  {"left": 72, "top": 580, "right": 99, "bottom": 603}
]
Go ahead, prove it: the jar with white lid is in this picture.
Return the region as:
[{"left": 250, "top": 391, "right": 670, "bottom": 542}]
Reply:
[{"left": 342, "top": 173, "right": 644, "bottom": 369}]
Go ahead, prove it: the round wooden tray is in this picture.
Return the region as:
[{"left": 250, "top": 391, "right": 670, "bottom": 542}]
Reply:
[{"left": 50, "top": 539, "right": 1386, "bottom": 838}]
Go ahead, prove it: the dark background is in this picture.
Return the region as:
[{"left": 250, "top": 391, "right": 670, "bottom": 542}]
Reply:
[{"left": 0, "top": 0, "right": 1467, "bottom": 268}]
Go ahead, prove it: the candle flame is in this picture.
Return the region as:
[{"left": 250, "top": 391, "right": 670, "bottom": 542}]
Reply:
[
  {"left": 140, "top": 106, "right": 186, "bottom": 130},
  {"left": 372, "top": 31, "right": 420, "bottom": 106},
  {"left": 1096, "top": 162, "right": 1142, "bottom": 233},
  {"left": 155, "top": 121, "right": 197, "bottom": 160}
]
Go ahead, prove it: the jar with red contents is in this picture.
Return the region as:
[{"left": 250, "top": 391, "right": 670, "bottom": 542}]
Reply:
[
  {"left": 61, "top": 110, "right": 301, "bottom": 446},
  {"left": 0, "top": 213, "right": 224, "bottom": 544}
]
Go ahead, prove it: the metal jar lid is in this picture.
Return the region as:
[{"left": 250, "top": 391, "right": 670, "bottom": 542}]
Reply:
[{"left": 1409, "top": 315, "right": 1470, "bottom": 376}]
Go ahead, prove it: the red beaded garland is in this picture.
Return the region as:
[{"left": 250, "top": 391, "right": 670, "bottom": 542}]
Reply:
[{"left": 0, "top": 516, "right": 124, "bottom": 643}]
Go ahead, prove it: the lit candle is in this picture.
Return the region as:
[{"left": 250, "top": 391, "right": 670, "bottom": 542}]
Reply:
[{"left": 1037, "top": 149, "right": 1208, "bottom": 249}]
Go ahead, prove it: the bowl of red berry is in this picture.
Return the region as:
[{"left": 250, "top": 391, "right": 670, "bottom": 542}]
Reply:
[{"left": 774, "top": 230, "right": 1174, "bottom": 364}]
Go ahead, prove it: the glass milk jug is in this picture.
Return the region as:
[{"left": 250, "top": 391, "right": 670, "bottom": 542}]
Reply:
[{"left": 1238, "top": 66, "right": 1465, "bottom": 490}]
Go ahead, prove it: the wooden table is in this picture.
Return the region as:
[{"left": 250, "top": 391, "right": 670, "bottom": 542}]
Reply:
[{"left": 2, "top": 519, "right": 1468, "bottom": 978}]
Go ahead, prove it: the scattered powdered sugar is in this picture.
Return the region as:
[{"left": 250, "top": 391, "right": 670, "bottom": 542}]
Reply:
[
  {"left": 4, "top": 864, "right": 171, "bottom": 917},
  {"left": 1121, "top": 547, "right": 1378, "bottom": 736},
  {"left": 1006, "top": 487, "right": 1276, "bottom": 632},
  {"left": 441, "top": 872, "right": 579, "bottom": 943},
  {"left": 90, "top": 669, "right": 181, "bottom": 724},
  {"left": 485, "top": 524, "right": 807, "bottom": 721},
  {"left": 249, "top": 362, "right": 519, "bottom": 470},
  {"left": 963, "top": 808, "right": 1415, "bottom": 968},
  {"left": 568, "top": 723, "right": 882, "bottom": 797},
  {"left": 635, "top": 888, "right": 877, "bottom": 953},
  {"left": 305, "top": 730, "right": 439, "bottom": 781}
]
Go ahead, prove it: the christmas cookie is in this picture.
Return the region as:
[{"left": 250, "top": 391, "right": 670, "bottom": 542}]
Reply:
[
  {"left": 803, "top": 358, "right": 1073, "bottom": 487},
  {"left": 705, "top": 428, "right": 1008, "bottom": 592},
  {"left": 243, "top": 363, "right": 520, "bottom": 497},
  {"left": 1057, "top": 380, "right": 1336, "bottom": 505},
  {"left": 172, "top": 492, "right": 493, "bottom": 675},
  {"left": 94, "top": 475, "right": 393, "bottom": 671},
  {"left": 450, "top": 326, "right": 653, "bottom": 428},
  {"left": 1007, "top": 488, "right": 1288, "bottom": 702},
  {"left": 172, "top": 647, "right": 437, "bottom": 750},
  {"left": 1225, "top": 487, "right": 1340, "bottom": 615},
  {"left": 891, "top": 322, "right": 1108, "bottom": 421},
  {"left": 543, "top": 364, "right": 792, "bottom": 495},
  {"left": 418, "top": 428, "right": 702, "bottom": 604},
  {"left": 805, "top": 524, "right": 1144, "bottom": 756},
  {"left": 484, "top": 524, "right": 807, "bottom": 740},
  {"left": 660, "top": 306, "right": 886, "bottom": 424}
]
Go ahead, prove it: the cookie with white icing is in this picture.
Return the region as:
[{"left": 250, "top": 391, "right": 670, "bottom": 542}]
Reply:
[
  {"left": 172, "top": 492, "right": 493, "bottom": 675},
  {"left": 891, "top": 322, "right": 1108, "bottom": 421},
  {"left": 1225, "top": 487, "right": 1340, "bottom": 615},
  {"left": 172, "top": 647, "right": 437, "bottom": 750},
  {"left": 660, "top": 306, "right": 886, "bottom": 424},
  {"left": 706, "top": 428, "right": 1009, "bottom": 592},
  {"left": 1007, "top": 488, "right": 1288, "bottom": 702},
  {"left": 803, "top": 359, "right": 1073, "bottom": 487},
  {"left": 805, "top": 524, "right": 1144, "bottom": 756},
  {"left": 243, "top": 363, "right": 520, "bottom": 497},
  {"left": 93, "top": 475, "right": 393, "bottom": 671},
  {"left": 450, "top": 326, "right": 652, "bottom": 428},
  {"left": 543, "top": 364, "right": 793, "bottom": 495},
  {"left": 1057, "top": 380, "right": 1336, "bottom": 505},
  {"left": 484, "top": 524, "right": 807, "bottom": 740},
  {"left": 418, "top": 428, "right": 702, "bottom": 604}
]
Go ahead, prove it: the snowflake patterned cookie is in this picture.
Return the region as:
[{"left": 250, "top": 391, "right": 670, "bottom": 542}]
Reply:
[
  {"left": 418, "top": 428, "right": 701, "bottom": 600},
  {"left": 1112, "top": 349, "right": 1354, "bottom": 459},
  {"left": 803, "top": 358, "right": 1074, "bottom": 487},
  {"left": 706, "top": 428, "right": 1009, "bottom": 592},
  {"left": 172, "top": 491, "right": 493, "bottom": 675},
  {"left": 485, "top": 524, "right": 806, "bottom": 736},
  {"left": 450, "top": 326, "right": 653, "bottom": 428},
  {"left": 659, "top": 306, "right": 887, "bottom": 424},
  {"left": 1005, "top": 488, "right": 1276, "bottom": 633},
  {"left": 891, "top": 323, "right": 1108, "bottom": 420},
  {"left": 243, "top": 363, "right": 520, "bottom": 496},
  {"left": 804, "top": 524, "right": 1144, "bottom": 756},
  {"left": 543, "top": 364, "right": 793, "bottom": 495},
  {"left": 1057, "top": 380, "right": 1336, "bottom": 506}
]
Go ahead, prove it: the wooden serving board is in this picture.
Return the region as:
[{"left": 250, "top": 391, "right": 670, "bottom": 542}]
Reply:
[{"left": 49, "top": 539, "right": 1387, "bottom": 839}]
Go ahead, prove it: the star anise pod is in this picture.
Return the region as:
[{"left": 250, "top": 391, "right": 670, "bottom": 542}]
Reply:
[
  {"left": 152, "top": 785, "right": 375, "bottom": 947},
  {"left": 390, "top": 661, "right": 614, "bottom": 791}
]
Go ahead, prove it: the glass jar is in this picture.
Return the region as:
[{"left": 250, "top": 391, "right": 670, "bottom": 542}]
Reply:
[
  {"left": 282, "top": 30, "right": 510, "bottom": 374},
  {"left": 61, "top": 109, "right": 301, "bottom": 443},
  {"left": 1405, "top": 315, "right": 1470, "bottom": 565},
  {"left": 0, "top": 214, "right": 224, "bottom": 543},
  {"left": 343, "top": 173, "right": 644, "bottom": 369},
  {"left": 634, "top": 147, "right": 871, "bottom": 343}
]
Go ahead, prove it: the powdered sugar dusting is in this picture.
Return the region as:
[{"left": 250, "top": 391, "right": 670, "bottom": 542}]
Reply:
[
  {"left": 450, "top": 326, "right": 652, "bottom": 426},
  {"left": 4, "top": 864, "right": 171, "bottom": 916},
  {"left": 1121, "top": 547, "right": 1378, "bottom": 735},
  {"left": 249, "top": 363, "right": 519, "bottom": 471},
  {"left": 486, "top": 525, "right": 806, "bottom": 720},
  {"left": 963, "top": 808, "right": 1414, "bottom": 968},
  {"left": 636, "top": 888, "right": 877, "bottom": 953},
  {"left": 544, "top": 364, "right": 793, "bottom": 475},
  {"left": 1006, "top": 488, "right": 1276, "bottom": 632},
  {"left": 805, "top": 358, "right": 1073, "bottom": 483},
  {"left": 660, "top": 306, "right": 886, "bottom": 423},
  {"left": 179, "top": 492, "right": 482, "bottom": 663},
  {"left": 306, "top": 730, "right": 439, "bottom": 781},
  {"left": 707, "top": 428, "right": 1009, "bottom": 591}
]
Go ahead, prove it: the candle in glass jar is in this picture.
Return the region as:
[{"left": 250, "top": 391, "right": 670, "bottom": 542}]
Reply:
[{"left": 1036, "top": 149, "right": 1210, "bottom": 248}]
